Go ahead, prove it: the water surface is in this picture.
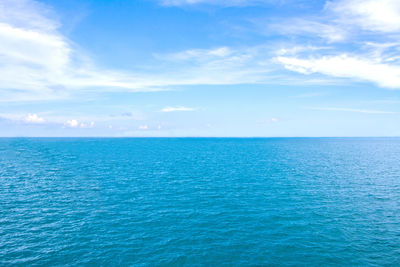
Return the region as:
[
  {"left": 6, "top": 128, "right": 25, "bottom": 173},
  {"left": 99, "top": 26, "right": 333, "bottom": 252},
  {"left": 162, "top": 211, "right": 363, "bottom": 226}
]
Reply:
[{"left": 1, "top": 138, "right": 399, "bottom": 266}]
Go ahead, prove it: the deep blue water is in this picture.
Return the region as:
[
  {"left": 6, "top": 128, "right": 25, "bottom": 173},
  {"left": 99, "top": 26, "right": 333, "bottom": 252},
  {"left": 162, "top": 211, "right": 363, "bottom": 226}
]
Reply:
[{"left": 1, "top": 138, "right": 400, "bottom": 266}]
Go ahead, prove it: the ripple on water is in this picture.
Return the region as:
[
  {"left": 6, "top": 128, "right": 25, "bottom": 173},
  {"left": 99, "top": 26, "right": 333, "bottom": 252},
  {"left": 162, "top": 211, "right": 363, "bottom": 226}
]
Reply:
[{"left": 0, "top": 138, "right": 400, "bottom": 266}]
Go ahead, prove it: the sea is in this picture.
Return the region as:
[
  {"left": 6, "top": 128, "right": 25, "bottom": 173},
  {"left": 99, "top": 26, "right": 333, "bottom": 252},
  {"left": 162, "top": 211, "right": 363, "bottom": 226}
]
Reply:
[{"left": 1, "top": 138, "right": 399, "bottom": 266}]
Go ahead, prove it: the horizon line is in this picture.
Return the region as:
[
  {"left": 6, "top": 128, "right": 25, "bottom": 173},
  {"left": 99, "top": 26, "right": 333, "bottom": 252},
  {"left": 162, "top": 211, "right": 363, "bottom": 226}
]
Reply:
[{"left": 1, "top": 136, "right": 400, "bottom": 138}]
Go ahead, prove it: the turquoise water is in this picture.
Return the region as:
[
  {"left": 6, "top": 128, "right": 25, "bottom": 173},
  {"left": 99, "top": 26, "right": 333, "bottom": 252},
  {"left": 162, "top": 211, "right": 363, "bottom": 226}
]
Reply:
[{"left": 1, "top": 138, "right": 400, "bottom": 266}]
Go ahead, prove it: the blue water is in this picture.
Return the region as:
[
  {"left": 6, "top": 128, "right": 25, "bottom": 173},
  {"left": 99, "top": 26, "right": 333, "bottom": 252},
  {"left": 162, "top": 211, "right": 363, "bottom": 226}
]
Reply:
[{"left": 1, "top": 138, "right": 400, "bottom": 266}]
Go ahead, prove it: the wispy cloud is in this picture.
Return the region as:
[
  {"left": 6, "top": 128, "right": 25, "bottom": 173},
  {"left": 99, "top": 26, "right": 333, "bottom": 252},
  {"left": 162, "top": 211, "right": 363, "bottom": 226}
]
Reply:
[
  {"left": 4, "top": 0, "right": 273, "bottom": 102},
  {"left": 307, "top": 107, "right": 398, "bottom": 114},
  {"left": 4, "top": 0, "right": 400, "bottom": 105},
  {"left": 0, "top": 0, "right": 168, "bottom": 101},
  {"left": 326, "top": 0, "right": 400, "bottom": 33},
  {"left": 270, "top": 0, "right": 400, "bottom": 89},
  {"left": 277, "top": 54, "right": 400, "bottom": 89},
  {"left": 161, "top": 106, "right": 195, "bottom": 112},
  {"left": 269, "top": 19, "right": 347, "bottom": 43},
  {"left": 153, "top": 45, "right": 279, "bottom": 85},
  {"left": 268, "top": 0, "right": 400, "bottom": 43},
  {"left": 0, "top": 0, "right": 294, "bottom": 102}
]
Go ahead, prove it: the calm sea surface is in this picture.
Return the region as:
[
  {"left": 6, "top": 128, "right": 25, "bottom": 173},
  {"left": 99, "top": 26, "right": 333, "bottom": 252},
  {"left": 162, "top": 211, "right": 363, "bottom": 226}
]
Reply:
[{"left": 1, "top": 138, "right": 400, "bottom": 266}]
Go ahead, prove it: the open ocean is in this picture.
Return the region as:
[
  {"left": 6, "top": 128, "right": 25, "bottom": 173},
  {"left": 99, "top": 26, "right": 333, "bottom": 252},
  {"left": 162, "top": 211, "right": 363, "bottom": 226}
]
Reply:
[{"left": 1, "top": 137, "right": 400, "bottom": 266}]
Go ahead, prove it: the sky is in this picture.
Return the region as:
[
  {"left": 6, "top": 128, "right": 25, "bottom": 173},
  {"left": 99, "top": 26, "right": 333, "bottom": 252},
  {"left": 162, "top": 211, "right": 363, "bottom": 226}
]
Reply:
[{"left": 1, "top": 0, "right": 400, "bottom": 137}]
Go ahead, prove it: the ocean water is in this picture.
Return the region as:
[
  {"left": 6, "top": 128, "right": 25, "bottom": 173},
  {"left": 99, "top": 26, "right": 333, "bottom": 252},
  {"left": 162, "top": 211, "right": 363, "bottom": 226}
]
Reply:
[{"left": 1, "top": 138, "right": 400, "bottom": 266}]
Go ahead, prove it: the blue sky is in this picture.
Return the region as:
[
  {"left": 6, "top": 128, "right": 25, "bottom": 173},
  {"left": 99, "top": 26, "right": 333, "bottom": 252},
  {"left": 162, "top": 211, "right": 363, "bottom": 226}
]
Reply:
[{"left": 1, "top": 0, "right": 400, "bottom": 136}]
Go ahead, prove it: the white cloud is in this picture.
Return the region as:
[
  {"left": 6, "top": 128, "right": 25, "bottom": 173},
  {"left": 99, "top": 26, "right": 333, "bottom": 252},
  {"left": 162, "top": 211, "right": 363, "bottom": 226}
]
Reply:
[
  {"left": 138, "top": 125, "right": 148, "bottom": 130},
  {"left": 161, "top": 106, "right": 195, "bottom": 112},
  {"left": 261, "top": 117, "right": 279, "bottom": 123},
  {"left": 327, "top": 0, "right": 400, "bottom": 33},
  {"left": 270, "top": 0, "right": 400, "bottom": 89},
  {"left": 24, "top": 113, "right": 45, "bottom": 123},
  {"left": 0, "top": 0, "right": 286, "bottom": 102},
  {"left": 0, "top": 113, "right": 46, "bottom": 124},
  {"left": 1, "top": 0, "right": 363, "bottom": 102},
  {"left": 80, "top": 121, "right": 94, "bottom": 128},
  {"left": 64, "top": 119, "right": 96, "bottom": 128},
  {"left": 277, "top": 54, "right": 400, "bottom": 89},
  {"left": 0, "top": 0, "right": 58, "bottom": 32},
  {"left": 1, "top": 111, "right": 144, "bottom": 127},
  {"left": 0, "top": 0, "right": 126, "bottom": 99},
  {"left": 274, "top": 0, "right": 400, "bottom": 43},
  {"left": 64, "top": 119, "right": 78, "bottom": 128},
  {"left": 0, "top": 0, "right": 224, "bottom": 101},
  {"left": 271, "top": 0, "right": 400, "bottom": 43},
  {"left": 4, "top": 0, "right": 400, "bottom": 103}
]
